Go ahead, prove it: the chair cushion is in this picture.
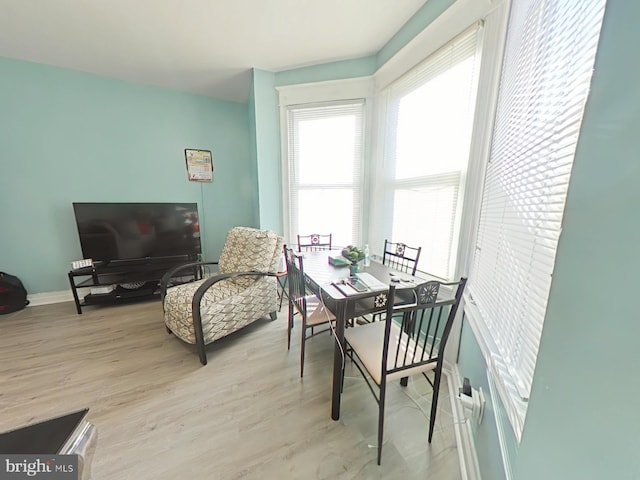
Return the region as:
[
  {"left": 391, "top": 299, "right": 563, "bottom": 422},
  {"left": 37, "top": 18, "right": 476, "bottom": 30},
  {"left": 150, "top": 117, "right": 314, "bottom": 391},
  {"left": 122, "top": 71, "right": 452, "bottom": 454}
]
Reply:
[
  {"left": 164, "top": 277, "right": 246, "bottom": 340},
  {"left": 345, "top": 321, "right": 437, "bottom": 385},
  {"left": 219, "top": 227, "right": 281, "bottom": 275},
  {"left": 306, "top": 302, "right": 336, "bottom": 326},
  {"left": 291, "top": 295, "right": 336, "bottom": 326}
]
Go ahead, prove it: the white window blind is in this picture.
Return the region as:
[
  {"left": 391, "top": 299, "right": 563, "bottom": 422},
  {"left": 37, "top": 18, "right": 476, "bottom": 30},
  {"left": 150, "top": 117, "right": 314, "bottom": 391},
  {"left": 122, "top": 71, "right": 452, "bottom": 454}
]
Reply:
[
  {"left": 286, "top": 101, "right": 364, "bottom": 247},
  {"left": 383, "top": 25, "right": 481, "bottom": 279},
  {"left": 467, "top": 0, "right": 607, "bottom": 439}
]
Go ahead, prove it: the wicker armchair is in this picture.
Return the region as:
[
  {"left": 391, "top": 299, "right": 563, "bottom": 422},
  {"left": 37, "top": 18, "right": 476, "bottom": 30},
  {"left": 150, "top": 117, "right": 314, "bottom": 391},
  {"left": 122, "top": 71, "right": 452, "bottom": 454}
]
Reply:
[{"left": 161, "top": 226, "right": 283, "bottom": 365}]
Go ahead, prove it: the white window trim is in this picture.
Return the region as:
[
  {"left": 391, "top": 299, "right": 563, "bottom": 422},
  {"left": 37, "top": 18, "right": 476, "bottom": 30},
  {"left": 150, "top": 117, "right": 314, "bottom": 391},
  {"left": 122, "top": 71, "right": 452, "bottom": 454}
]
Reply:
[
  {"left": 277, "top": 78, "right": 374, "bottom": 245},
  {"left": 375, "top": 0, "right": 504, "bottom": 93},
  {"left": 455, "top": 2, "right": 511, "bottom": 278},
  {"left": 465, "top": 296, "right": 528, "bottom": 436}
]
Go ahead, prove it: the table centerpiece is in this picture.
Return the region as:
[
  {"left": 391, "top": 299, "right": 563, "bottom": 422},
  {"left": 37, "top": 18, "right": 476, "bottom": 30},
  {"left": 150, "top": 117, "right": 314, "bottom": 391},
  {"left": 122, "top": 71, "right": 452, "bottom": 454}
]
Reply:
[{"left": 341, "top": 245, "right": 366, "bottom": 277}]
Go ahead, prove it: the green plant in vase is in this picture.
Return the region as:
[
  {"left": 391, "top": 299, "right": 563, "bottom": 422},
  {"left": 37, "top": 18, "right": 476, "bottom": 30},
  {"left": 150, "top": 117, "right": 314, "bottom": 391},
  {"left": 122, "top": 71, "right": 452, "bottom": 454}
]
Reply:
[{"left": 342, "top": 245, "right": 365, "bottom": 277}]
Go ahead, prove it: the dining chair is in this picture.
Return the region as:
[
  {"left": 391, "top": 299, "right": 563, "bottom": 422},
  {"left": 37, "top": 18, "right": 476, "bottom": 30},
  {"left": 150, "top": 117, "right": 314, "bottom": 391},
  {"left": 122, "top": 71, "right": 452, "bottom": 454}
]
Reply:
[
  {"left": 382, "top": 240, "right": 422, "bottom": 275},
  {"left": 284, "top": 246, "right": 337, "bottom": 377},
  {"left": 356, "top": 240, "right": 423, "bottom": 326},
  {"left": 342, "top": 277, "right": 467, "bottom": 465},
  {"left": 297, "top": 233, "right": 332, "bottom": 252}
]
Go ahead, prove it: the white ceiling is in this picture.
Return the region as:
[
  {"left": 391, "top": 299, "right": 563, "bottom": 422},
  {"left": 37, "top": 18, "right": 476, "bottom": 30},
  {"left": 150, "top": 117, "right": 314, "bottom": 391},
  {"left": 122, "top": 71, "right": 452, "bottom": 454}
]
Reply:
[{"left": 0, "top": 0, "right": 428, "bottom": 102}]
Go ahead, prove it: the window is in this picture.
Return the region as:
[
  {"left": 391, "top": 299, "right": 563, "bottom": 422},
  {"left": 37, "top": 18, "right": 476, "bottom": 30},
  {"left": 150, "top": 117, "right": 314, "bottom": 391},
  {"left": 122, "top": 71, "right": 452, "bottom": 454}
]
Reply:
[
  {"left": 381, "top": 26, "right": 481, "bottom": 279},
  {"left": 466, "top": 0, "right": 607, "bottom": 439},
  {"left": 284, "top": 101, "right": 364, "bottom": 247}
]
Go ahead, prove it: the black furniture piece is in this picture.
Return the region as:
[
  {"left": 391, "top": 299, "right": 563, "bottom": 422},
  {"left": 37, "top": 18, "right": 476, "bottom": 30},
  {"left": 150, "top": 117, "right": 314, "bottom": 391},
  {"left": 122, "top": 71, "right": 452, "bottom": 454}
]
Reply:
[
  {"left": 382, "top": 240, "right": 422, "bottom": 275},
  {"left": 0, "top": 408, "right": 97, "bottom": 480},
  {"left": 277, "top": 232, "right": 332, "bottom": 312},
  {"left": 68, "top": 260, "right": 199, "bottom": 314},
  {"left": 343, "top": 278, "right": 467, "bottom": 464},
  {"left": 357, "top": 239, "right": 423, "bottom": 325},
  {"left": 297, "top": 233, "right": 333, "bottom": 252},
  {"left": 72, "top": 202, "right": 202, "bottom": 266},
  {"left": 284, "top": 246, "right": 336, "bottom": 377},
  {"left": 299, "top": 250, "right": 440, "bottom": 420}
]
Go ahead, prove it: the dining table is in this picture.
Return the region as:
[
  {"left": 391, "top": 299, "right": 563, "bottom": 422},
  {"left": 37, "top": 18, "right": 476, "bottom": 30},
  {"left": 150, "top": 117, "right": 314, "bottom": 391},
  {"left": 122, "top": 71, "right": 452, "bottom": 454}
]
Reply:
[{"left": 300, "top": 249, "right": 435, "bottom": 420}]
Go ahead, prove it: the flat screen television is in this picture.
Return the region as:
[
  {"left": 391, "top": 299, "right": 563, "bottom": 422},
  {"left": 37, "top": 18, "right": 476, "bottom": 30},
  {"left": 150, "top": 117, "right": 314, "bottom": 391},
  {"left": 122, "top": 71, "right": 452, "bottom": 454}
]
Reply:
[{"left": 73, "top": 202, "right": 201, "bottom": 265}]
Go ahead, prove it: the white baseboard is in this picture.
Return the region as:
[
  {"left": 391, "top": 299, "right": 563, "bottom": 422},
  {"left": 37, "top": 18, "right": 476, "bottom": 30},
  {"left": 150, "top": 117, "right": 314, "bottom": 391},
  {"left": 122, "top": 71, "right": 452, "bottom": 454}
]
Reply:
[
  {"left": 27, "top": 290, "right": 74, "bottom": 306},
  {"left": 444, "top": 363, "right": 482, "bottom": 480}
]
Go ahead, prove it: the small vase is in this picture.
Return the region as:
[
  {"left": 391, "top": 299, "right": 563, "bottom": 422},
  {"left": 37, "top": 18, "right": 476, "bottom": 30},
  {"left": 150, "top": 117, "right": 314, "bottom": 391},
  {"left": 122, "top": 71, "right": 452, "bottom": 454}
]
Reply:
[{"left": 349, "top": 262, "right": 359, "bottom": 277}]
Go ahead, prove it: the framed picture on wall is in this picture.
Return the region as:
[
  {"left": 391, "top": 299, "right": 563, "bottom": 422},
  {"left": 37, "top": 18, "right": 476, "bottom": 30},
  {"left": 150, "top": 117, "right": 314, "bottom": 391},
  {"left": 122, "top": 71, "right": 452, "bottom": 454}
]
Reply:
[{"left": 185, "top": 149, "right": 214, "bottom": 182}]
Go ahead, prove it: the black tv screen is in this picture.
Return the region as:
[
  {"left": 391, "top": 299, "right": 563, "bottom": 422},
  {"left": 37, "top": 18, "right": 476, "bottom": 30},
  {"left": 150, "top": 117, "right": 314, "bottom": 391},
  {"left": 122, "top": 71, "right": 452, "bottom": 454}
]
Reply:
[{"left": 73, "top": 202, "right": 201, "bottom": 264}]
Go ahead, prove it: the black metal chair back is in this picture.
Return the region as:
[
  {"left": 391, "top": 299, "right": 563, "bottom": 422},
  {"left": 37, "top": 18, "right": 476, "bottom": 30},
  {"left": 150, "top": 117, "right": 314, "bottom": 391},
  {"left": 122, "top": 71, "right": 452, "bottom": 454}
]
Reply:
[
  {"left": 297, "top": 233, "right": 332, "bottom": 252},
  {"left": 382, "top": 279, "right": 465, "bottom": 380},
  {"left": 382, "top": 240, "right": 421, "bottom": 275},
  {"left": 284, "top": 246, "right": 308, "bottom": 318}
]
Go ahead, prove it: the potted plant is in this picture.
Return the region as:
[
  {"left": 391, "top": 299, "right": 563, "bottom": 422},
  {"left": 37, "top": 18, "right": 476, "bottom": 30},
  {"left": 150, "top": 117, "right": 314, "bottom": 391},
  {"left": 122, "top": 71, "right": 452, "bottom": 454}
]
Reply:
[{"left": 341, "top": 245, "right": 366, "bottom": 276}]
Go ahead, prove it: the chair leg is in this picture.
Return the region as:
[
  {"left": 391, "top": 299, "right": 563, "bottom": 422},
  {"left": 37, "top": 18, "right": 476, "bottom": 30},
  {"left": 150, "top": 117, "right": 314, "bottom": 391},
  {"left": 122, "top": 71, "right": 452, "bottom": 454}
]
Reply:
[
  {"left": 340, "top": 351, "right": 346, "bottom": 394},
  {"left": 400, "top": 377, "right": 408, "bottom": 387},
  {"left": 287, "top": 305, "right": 293, "bottom": 350},
  {"left": 428, "top": 368, "right": 442, "bottom": 442},
  {"left": 300, "top": 326, "right": 306, "bottom": 378},
  {"left": 196, "top": 336, "right": 208, "bottom": 366},
  {"left": 192, "top": 306, "right": 208, "bottom": 366},
  {"left": 269, "top": 311, "right": 277, "bottom": 321},
  {"left": 378, "top": 381, "right": 387, "bottom": 465},
  {"left": 277, "top": 278, "right": 287, "bottom": 312}
]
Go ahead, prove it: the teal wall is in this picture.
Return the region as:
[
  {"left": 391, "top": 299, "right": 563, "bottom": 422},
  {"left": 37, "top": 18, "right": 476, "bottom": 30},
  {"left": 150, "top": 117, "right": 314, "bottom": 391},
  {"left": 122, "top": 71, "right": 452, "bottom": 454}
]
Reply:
[
  {"left": 376, "top": 0, "right": 457, "bottom": 68},
  {"left": 250, "top": 69, "right": 282, "bottom": 234},
  {"left": 275, "top": 56, "right": 377, "bottom": 87},
  {"left": 0, "top": 57, "right": 256, "bottom": 294},
  {"left": 458, "top": 2, "right": 640, "bottom": 479}
]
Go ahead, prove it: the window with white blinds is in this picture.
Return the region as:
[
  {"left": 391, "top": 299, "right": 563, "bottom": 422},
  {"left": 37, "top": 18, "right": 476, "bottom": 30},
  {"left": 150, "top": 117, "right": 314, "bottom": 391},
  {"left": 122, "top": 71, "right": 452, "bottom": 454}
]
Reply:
[
  {"left": 466, "top": 0, "right": 607, "bottom": 439},
  {"left": 285, "top": 101, "right": 364, "bottom": 247},
  {"left": 383, "top": 25, "right": 481, "bottom": 279}
]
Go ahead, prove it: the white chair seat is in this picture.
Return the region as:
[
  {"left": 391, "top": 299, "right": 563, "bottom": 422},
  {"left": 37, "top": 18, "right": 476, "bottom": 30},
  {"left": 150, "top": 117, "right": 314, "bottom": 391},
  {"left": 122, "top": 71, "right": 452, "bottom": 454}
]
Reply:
[
  {"left": 306, "top": 302, "right": 336, "bottom": 326},
  {"left": 291, "top": 295, "right": 336, "bottom": 326}
]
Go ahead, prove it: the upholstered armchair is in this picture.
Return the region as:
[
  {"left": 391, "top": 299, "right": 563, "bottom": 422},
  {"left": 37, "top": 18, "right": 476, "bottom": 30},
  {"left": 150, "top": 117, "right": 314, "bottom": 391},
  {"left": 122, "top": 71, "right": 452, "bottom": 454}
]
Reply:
[{"left": 160, "top": 226, "right": 283, "bottom": 365}]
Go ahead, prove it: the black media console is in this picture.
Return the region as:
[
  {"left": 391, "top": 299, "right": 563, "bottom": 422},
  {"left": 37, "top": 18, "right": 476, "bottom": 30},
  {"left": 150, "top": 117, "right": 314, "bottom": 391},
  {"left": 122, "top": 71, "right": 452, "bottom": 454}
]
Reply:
[{"left": 68, "top": 260, "right": 199, "bottom": 314}]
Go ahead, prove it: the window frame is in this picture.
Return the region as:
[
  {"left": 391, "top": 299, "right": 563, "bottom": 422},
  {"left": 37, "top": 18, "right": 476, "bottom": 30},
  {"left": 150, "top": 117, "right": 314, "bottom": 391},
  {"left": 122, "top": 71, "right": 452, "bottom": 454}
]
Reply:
[
  {"left": 284, "top": 100, "right": 366, "bottom": 248},
  {"left": 369, "top": 25, "right": 483, "bottom": 281},
  {"left": 277, "top": 78, "right": 375, "bottom": 247}
]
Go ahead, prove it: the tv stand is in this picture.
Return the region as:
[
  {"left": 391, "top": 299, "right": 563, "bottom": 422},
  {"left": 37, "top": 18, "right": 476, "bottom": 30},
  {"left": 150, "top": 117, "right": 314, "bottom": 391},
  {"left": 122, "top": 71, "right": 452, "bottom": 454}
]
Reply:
[{"left": 68, "top": 260, "right": 200, "bottom": 314}]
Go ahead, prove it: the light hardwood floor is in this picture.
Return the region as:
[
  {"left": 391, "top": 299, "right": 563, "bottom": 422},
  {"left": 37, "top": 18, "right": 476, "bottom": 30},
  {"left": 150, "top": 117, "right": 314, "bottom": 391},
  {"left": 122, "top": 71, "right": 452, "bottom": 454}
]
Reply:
[{"left": 0, "top": 300, "right": 462, "bottom": 480}]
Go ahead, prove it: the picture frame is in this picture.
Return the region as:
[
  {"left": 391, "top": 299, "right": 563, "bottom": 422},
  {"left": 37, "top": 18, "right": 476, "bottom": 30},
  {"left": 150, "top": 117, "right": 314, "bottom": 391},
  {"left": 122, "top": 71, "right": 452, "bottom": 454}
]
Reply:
[{"left": 184, "top": 149, "right": 214, "bottom": 182}]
